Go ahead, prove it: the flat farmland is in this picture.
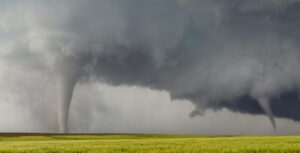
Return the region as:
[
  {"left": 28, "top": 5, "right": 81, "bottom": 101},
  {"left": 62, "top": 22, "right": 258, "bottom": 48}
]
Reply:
[{"left": 0, "top": 134, "right": 299, "bottom": 153}]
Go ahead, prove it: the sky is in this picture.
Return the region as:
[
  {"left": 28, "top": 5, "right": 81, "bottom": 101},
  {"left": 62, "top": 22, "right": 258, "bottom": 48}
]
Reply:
[{"left": 1, "top": 0, "right": 300, "bottom": 135}]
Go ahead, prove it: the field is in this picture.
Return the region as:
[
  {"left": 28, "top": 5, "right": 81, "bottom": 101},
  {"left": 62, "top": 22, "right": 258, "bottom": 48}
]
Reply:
[{"left": 0, "top": 134, "right": 299, "bottom": 153}]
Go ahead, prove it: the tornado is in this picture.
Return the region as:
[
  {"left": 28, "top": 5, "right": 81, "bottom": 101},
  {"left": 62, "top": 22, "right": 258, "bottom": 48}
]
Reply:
[
  {"left": 55, "top": 57, "right": 81, "bottom": 133},
  {"left": 257, "top": 97, "right": 276, "bottom": 129}
]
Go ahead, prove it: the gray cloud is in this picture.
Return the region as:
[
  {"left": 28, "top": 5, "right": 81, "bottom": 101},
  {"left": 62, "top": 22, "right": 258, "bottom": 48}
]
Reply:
[{"left": 1, "top": 0, "right": 300, "bottom": 132}]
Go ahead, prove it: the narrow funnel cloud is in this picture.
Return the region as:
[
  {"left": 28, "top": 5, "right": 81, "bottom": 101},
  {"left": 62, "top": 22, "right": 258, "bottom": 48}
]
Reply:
[
  {"left": 55, "top": 57, "right": 81, "bottom": 133},
  {"left": 258, "top": 98, "right": 276, "bottom": 129}
]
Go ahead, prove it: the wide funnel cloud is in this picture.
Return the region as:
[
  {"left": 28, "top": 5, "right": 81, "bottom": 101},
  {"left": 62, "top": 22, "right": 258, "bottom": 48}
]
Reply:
[{"left": 2, "top": 0, "right": 300, "bottom": 132}]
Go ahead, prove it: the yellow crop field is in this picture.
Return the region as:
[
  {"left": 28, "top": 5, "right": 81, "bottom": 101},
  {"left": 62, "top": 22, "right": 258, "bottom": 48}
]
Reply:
[{"left": 0, "top": 135, "right": 299, "bottom": 153}]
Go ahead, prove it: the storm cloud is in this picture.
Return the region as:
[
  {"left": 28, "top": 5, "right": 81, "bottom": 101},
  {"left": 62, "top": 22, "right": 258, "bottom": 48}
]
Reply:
[{"left": 1, "top": 0, "right": 300, "bottom": 132}]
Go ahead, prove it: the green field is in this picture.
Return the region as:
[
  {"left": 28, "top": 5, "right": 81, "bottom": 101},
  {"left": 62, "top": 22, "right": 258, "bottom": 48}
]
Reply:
[{"left": 0, "top": 134, "right": 300, "bottom": 153}]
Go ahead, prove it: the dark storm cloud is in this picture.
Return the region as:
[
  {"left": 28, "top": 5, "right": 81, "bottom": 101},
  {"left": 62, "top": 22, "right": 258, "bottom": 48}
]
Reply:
[{"left": 1, "top": 0, "right": 300, "bottom": 131}]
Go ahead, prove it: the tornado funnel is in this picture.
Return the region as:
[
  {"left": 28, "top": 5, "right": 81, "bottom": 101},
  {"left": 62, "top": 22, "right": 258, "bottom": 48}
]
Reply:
[
  {"left": 55, "top": 57, "right": 81, "bottom": 133},
  {"left": 258, "top": 98, "right": 276, "bottom": 129}
]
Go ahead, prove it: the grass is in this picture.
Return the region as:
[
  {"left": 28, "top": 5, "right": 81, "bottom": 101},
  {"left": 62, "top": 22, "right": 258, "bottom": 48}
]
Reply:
[{"left": 0, "top": 134, "right": 299, "bottom": 153}]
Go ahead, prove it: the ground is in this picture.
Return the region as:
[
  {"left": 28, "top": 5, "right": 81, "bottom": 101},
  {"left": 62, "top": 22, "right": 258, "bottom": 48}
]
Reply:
[{"left": 0, "top": 134, "right": 299, "bottom": 153}]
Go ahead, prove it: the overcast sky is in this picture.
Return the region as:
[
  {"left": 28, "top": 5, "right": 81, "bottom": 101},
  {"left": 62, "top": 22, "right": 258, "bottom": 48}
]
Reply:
[{"left": 1, "top": 0, "right": 300, "bottom": 135}]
